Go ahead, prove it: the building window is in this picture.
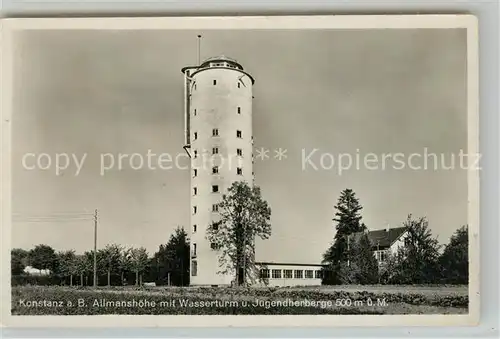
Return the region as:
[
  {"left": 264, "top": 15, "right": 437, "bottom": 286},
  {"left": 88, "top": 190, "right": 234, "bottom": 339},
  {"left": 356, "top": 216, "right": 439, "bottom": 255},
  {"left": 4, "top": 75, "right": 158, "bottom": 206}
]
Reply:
[
  {"left": 236, "top": 130, "right": 242, "bottom": 138},
  {"left": 193, "top": 225, "right": 197, "bottom": 233},
  {"left": 237, "top": 168, "right": 242, "bottom": 175},
  {"left": 294, "top": 270, "right": 303, "bottom": 279},
  {"left": 212, "top": 204, "right": 219, "bottom": 212},
  {"left": 260, "top": 269, "right": 270, "bottom": 279},
  {"left": 212, "top": 185, "right": 219, "bottom": 193},
  {"left": 305, "top": 270, "right": 314, "bottom": 279},
  {"left": 192, "top": 243, "right": 197, "bottom": 257},
  {"left": 272, "top": 269, "right": 282, "bottom": 279},
  {"left": 212, "top": 147, "right": 219, "bottom": 154},
  {"left": 237, "top": 107, "right": 241, "bottom": 114},
  {"left": 193, "top": 169, "right": 197, "bottom": 177},
  {"left": 212, "top": 129, "right": 219, "bottom": 137},
  {"left": 193, "top": 206, "right": 197, "bottom": 214},
  {"left": 375, "top": 250, "right": 388, "bottom": 262},
  {"left": 212, "top": 166, "right": 219, "bottom": 174},
  {"left": 193, "top": 187, "right": 197, "bottom": 195},
  {"left": 212, "top": 222, "right": 219, "bottom": 231},
  {"left": 237, "top": 149, "right": 242, "bottom": 156},
  {"left": 191, "top": 260, "right": 197, "bottom": 276},
  {"left": 210, "top": 242, "right": 219, "bottom": 250},
  {"left": 315, "top": 270, "right": 322, "bottom": 279},
  {"left": 194, "top": 150, "right": 198, "bottom": 158},
  {"left": 193, "top": 132, "right": 197, "bottom": 140},
  {"left": 213, "top": 79, "right": 217, "bottom": 85},
  {"left": 284, "top": 270, "right": 293, "bottom": 279},
  {"left": 194, "top": 109, "right": 197, "bottom": 116},
  {"left": 238, "top": 82, "right": 241, "bottom": 88}
]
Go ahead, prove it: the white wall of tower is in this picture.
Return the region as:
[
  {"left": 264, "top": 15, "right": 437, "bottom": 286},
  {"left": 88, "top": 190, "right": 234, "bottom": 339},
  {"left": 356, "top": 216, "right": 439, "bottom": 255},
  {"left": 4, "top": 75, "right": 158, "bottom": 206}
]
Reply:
[{"left": 188, "top": 65, "right": 254, "bottom": 285}]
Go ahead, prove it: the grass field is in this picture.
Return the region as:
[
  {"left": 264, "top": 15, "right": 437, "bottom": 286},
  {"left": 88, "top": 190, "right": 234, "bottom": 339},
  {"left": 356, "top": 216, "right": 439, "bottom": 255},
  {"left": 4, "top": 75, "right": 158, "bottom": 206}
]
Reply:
[{"left": 11, "top": 285, "right": 469, "bottom": 315}]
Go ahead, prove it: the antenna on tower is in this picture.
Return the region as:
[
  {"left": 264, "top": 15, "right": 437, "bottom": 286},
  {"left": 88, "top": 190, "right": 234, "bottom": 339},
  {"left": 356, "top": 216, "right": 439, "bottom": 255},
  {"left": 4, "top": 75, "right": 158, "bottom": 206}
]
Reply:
[{"left": 197, "top": 35, "right": 202, "bottom": 65}]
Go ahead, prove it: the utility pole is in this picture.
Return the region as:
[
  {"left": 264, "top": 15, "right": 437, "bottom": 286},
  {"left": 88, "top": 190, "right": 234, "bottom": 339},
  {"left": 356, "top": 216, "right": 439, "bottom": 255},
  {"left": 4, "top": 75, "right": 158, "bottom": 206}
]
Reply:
[{"left": 93, "top": 209, "right": 98, "bottom": 288}]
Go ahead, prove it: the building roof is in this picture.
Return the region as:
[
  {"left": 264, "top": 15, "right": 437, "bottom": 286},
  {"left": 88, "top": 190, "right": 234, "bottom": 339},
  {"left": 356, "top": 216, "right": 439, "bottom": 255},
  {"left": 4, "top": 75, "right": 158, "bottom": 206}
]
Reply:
[
  {"left": 365, "top": 226, "right": 407, "bottom": 248},
  {"left": 255, "top": 262, "right": 325, "bottom": 268}
]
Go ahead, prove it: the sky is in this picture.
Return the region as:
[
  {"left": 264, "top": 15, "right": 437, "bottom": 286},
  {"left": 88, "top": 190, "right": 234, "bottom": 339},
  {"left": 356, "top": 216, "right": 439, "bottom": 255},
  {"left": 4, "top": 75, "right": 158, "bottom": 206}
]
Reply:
[{"left": 11, "top": 28, "right": 468, "bottom": 263}]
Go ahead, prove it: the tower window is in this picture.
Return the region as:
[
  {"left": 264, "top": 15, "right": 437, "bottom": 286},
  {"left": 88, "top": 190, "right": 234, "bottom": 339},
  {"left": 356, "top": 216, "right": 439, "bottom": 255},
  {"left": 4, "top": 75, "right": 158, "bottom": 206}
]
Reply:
[
  {"left": 194, "top": 150, "right": 198, "bottom": 158},
  {"left": 210, "top": 243, "right": 219, "bottom": 250},
  {"left": 237, "top": 149, "right": 243, "bottom": 156},
  {"left": 237, "top": 168, "right": 243, "bottom": 175},
  {"left": 193, "top": 187, "right": 197, "bottom": 195},
  {"left": 238, "top": 82, "right": 241, "bottom": 88},
  {"left": 191, "top": 260, "right": 197, "bottom": 276},
  {"left": 193, "top": 169, "right": 197, "bottom": 177},
  {"left": 213, "top": 80, "right": 217, "bottom": 85},
  {"left": 212, "top": 166, "right": 219, "bottom": 174},
  {"left": 193, "top": 132, "right": 197, "bottom": 140},
  {"left": 212, "top": 129, "right": 219, "bottom": 137},
  {"left": 194, "top": 109, "right": 197, "bottom": 116},
  {"left": 212, "top": 222, "right": 219, "bottom": 231},
  {"left": 193, "top": 225, "right": 197, "bottom": 233},
  {"left": 212, "top": 204, "right": 219, "bottom": 212},
  {"left": 212, "top": 185, "right": 219, "bottom": 193},
  {"left": 236, "top": 130, "right": 242, "bottom": 138},
  {"left": 237, "top": 107, "right": 241, "bottom": 114},
  {"left": 192, "top": 243, "right": 197, "bottom": 256},
  {"left": 193, "top": 206, "right": 197, "bottom": 214},
  {"left": 212, "top": 147, "right": 219, "bottom": 155}
]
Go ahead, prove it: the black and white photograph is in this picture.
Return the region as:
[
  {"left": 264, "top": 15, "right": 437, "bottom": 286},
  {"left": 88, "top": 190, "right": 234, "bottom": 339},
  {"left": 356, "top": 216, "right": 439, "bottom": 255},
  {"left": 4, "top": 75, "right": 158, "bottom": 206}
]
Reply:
[{"left": 1, "top": 15, "right": 479, "bottom": 327}]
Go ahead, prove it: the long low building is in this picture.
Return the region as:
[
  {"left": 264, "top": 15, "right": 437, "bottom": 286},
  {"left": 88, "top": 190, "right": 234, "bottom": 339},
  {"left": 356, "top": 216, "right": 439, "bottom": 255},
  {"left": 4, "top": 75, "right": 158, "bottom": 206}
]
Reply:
[{"left": 255, "top": 262, "right": 325, "bottom": 287}]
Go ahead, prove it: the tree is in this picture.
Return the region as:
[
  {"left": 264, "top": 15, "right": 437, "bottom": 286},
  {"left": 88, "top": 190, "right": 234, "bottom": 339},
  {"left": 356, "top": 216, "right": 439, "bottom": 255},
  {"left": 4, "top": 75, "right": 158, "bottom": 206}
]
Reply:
[
  {"left": 118, "top": 248, "right": 132, "bottom": 285},
  {"left": 74, "top": 254, "right": 90, "bottom": 286},
  {"left": 153, "top": 227, "right": 190, "bottom": 286},
  {"left": 82, "top": 251, "right": 95, "bottom": 286},
  {"left": 322, "top": 189, "right": 366, "bottom": 285},
  {"left": 57, "top": 250, "right": 77, "bottom": 286},
  {"left": 11, "top": 248, "right": 29, "bottom": 275},
  {"left": 384, "top": 215, "right": 441, "bottom": 284},
  {"left": 129, "top": 247, "right": 149, "bottom": 286},
  {"left": 206, "top": 181, "right": 272, "bottom": 286},
  {"left": 28, "top": 244, "right": 58, "bottom": 273},
  {"left": 98, "top": 244, "right": 122, "bottom": 286},
  {"left": 440, "top": 225, "right": 468, "bottom": 284}
]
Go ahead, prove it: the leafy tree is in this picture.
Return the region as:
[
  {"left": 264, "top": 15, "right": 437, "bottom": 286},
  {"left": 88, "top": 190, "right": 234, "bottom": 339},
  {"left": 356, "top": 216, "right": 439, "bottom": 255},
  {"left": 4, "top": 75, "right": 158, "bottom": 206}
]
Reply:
[
  {"left": 83, "top": 251, "right": 96, "bottom": 286},
  {"left": 153, "top": 227, "right": 190, "bottom": 286},
  {"left": 129, "top": 247, "right": 149, "bottom": 286},
  {"left": 28, "top": 244, "right": 58, "bottom": 273},
  {"left": 322, "top": 189, "right": 366, "bottom": 285},
  {"left": 384, "top": 215, "right": 441, "bottom": 284},
  {"left": 57, "top": 250, "right": 77, "bottom": 286},
  {"left": 440, "top": 225, "right": 468, "bottom": 284},
  {"left": 206, "top": 181, "right": 272, "bottom": 286},
  {"left": 74, "top": 254, "right": 90, "bottom": 286},
  {"left": 98, "top": 244, "right": 122, "bottom": 286},
  {"left": 118, "top": 248, "right": 132, "bottom": 285},
  {"left": 11, "top": 248, "right": 29, "bottom": 275}
]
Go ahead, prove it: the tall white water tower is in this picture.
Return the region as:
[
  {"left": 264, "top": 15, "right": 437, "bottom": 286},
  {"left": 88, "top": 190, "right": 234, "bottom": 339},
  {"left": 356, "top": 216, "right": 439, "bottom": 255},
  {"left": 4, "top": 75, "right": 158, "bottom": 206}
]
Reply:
[{"left": 182, "top": 55, "right": 255, "bottom": 285}]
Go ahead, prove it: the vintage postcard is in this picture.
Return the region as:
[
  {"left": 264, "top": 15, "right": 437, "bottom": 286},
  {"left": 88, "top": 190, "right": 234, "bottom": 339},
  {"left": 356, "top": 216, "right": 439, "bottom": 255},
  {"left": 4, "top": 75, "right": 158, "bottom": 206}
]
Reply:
[{"left": 1, "top": 15, "right": 479, "bottom": 327}]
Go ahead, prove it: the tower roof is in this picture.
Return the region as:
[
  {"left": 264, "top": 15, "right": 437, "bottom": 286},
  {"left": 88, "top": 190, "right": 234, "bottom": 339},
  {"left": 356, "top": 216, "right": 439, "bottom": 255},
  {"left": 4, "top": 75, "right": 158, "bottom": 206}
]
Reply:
[{"left": 199, "top": 55, "right": 244, "bottom": 70}]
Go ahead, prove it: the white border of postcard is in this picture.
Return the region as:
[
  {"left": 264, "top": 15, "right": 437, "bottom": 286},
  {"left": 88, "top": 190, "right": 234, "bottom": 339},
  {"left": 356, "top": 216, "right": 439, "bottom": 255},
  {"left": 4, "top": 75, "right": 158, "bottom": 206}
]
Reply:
[{"left": 0, "top": 14, "right": 479, "bottom": 327}]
